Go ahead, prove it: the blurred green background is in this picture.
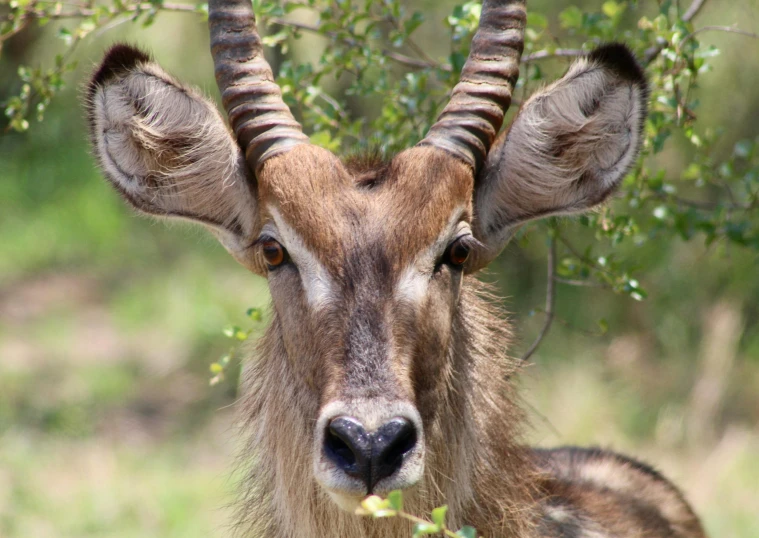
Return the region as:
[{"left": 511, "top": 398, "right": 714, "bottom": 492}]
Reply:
[{"left": 1, "top": 0, "right": 758, "bottom": 537}]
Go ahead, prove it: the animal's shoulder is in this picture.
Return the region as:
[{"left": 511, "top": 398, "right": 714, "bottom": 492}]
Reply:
[{"left": 531, "top": 446, "right": 707, "bottom": 538}]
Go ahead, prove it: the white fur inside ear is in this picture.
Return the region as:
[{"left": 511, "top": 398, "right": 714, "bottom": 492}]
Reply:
[
  {"left": 474, "top": 50, "right": 647, "bottom": 257},
  {"left": 88, "top": 60, "right": 257, "bottom": 240}
]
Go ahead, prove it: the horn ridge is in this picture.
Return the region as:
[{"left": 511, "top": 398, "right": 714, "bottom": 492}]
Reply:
[
  {"left": 208, "top": 0, "right": 309, "bottom": 173},
  {"left": 419, "top": 0, "right": 526, "bottom": 173}
]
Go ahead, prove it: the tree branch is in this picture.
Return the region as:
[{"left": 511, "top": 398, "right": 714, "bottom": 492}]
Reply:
[
  {"left": 267, "top": 18, "right": 438, "bottom": 70},
  {"left": 520, "top": 235, "right": 556, "bottom": 363},
  {"left": 553, "top": 276, "right": 610, "bottom": 289},
  {"left": 654, "top": 190, "right": 756, "bottom": 211},
  {"left": 5, "top": 2, "right": 441, "bottom": 70},
  {"left": 521, "top": 48, "right": 584, "bottom": 63},
  {"left": 682, "top": 25, "right": 758, "bottom": 46},
  {"left": 682, "top": 0, "right": 708, "bottom": 21}
]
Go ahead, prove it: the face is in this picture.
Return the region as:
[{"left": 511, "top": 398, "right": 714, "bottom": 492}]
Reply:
[
  {"left": 254, "top": 145, "right": 475, "bottom": 508},
  {"left": 87, "top": 38, "right": 647, "bottom": 517}
]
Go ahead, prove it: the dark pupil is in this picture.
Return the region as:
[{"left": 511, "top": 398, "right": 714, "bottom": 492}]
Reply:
[
  {"left": 451, "top": 242, "right": 469, "bottom": 264},
  {"left": 263, "top": 242, "right": 282, "bottom": 264}
]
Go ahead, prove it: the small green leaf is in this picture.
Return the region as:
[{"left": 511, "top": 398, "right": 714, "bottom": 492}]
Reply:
[
  {"left": 734, "top": 140, "right": 753, "bottom": 159},
  {"left": 431, "top": 505, "right": 448, "bottom": 528},
  {"left": 456, "top": 526, "right": 477, "bottom": 538},
  {"left": 223, "top": 326, "right": 248, "bottom": 340},
  {"left": 602, "top": 1, "right": 626, "bottom": 21},
  {"left": 527, "top": 12, "right": 548, "bottom": 30},
  {"left": 559, "top": 6, "right": 583, "bottom": 29},
  {"left": 387, "top": 490, "right": 403, "bottom": 511},
  {"left": 246, "top": 307, "right": 263, "bottom": 322},
  {"left": 404, "top": 12, "right": 424, "bottom": 35},
  {"left": 359, "top": 495, "right": 387, "bottom": 514},
  {"left": 412, "top": 522, "right": 441, "bottom": 536},
  {"left": 450, "top": 52, "right": 466, "bottom": 73}
]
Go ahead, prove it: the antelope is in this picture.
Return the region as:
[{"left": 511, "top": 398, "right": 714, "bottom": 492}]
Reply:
[{"left": 84, "top": 0, "right": 708, "bottom": 536}]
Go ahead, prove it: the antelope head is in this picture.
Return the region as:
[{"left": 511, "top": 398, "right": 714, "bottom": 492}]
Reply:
[{"left": 85, "top": 0, "right": 647, "bottom": 512}]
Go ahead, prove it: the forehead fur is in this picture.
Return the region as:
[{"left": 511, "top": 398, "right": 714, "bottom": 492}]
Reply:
[{"left": 256, "top": 145, "right": 474, "bottom": 274}]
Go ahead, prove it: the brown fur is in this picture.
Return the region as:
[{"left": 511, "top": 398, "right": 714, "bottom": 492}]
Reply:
[
  {"left": 235, "top": 280, "right": 537, "bottom": 538},
  {"left": 84, "top": 41, "right": 706, "bottom": 538}
]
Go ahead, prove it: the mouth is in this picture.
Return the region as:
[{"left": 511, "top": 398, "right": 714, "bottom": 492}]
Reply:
[{"left": 325, "top": 491, "right": 366, "bottom": 512}]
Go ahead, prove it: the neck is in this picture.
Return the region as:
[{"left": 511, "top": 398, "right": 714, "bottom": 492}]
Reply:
[{"left": 234, "top": 279, "right": 537, "bottom": 538}]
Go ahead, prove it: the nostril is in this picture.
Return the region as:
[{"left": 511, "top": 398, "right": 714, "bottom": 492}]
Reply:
[
  {"left": 326, "top": 424, "right": 357, "bottom": 467},
  {"left": 372, "top": 418, "right": 417, "bottom": 486},
  {"left": 324, "top": 417, "right": 370, "bottom": 479},
  {"left": 382, "top": 423, "right": 417, "bottom": 467}
]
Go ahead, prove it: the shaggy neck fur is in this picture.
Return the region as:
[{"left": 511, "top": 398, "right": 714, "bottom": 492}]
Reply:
[{"left": 234, "top": 279, "right": 539, "bottom": 538}]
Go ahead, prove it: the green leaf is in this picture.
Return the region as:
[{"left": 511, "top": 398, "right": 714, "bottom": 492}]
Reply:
[
  {"left": 450, "top": 52, "right": 467, "bottom": 73},
  {"left": 412, "top": 522, "right": 441, "bottom": 536},
  {"left": 456, "top": 526, "right": 477, "bottom": 538},
  {"left": 387, "top": 490, "right": 403, "bottom": 511},
  {"left": 223, "top": 326, "right": 248, "bottom": 341},
  {"left": 527, "top": 12, "right": 548, "bottom": 30},
  {"left": 559, "top": 6, "right": 583, "bottom": 29},
  {"left": 57, "top": 27, "right": 73, "bottom": 46},
  {"left": 309, "top": 130, "right": 341, "bottom": 152},
  {"left": 602, "top": 1, "right": 626, "bottom": 22},
  {"left": 431, "top": 505, "right": 448, "bottom": 528},
  {"left": 404, "top": 12, "right": 424, "bottom": 35},
  {"left": 246, "top": 308, "right": 263, "bottom": 322},
  {"left": 195, "top": 3, "right": 209, "bottom": 17},
  {"left": 734, "top": 140, "right": 753, "bottom": 159}
]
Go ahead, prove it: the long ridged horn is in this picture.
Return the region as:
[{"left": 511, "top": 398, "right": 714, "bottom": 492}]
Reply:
[
  {"left": 418, "top": 0, "right": 526, "bottom": 172},
  {"left": 208, "top": 0, "right": 309, "bottom": 173}
]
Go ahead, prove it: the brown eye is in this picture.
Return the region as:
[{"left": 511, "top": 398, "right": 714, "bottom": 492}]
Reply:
[
  {"left": 262, "top": 239, "right": 286, "bottom": 268},
  {"left": 445, "top": 237, "right": 471, "bottom": 268}
]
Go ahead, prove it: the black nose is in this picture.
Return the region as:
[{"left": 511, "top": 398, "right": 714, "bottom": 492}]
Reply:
[{"left": 324, "top": 416, "right": 417, "bottom": 493}]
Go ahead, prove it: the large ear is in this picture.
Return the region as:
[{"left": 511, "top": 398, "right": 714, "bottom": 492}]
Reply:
[
  {"left": 85, "top": 44, "right": 262, "bottom": 273},
  {"left": 471, "top": 44, "right": 648, "bottom": 268}
]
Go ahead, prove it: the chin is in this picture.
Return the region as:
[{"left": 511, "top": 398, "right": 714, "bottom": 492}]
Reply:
[{"left": 326, "top": 490, "right": 365, "bottom": 512}]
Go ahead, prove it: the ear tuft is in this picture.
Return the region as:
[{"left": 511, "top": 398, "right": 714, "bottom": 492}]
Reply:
[
  {"left": 588, "top": 43, "right": 647, "bottom": 87},
  {"left": 88, "top": 44, "right": 151, "bottom": 96},
  {"left": 85, "top": 44, "right": 151, "bottom": 129}
]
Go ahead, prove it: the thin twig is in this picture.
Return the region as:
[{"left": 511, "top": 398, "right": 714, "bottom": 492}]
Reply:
[
  {"left": 557, "top": 234, "right": 617, "bottom": 279},
  {"left": 553, "top": 276, "right": 610, "bottom": 289},
  {"left": 653, "top": 190, "right": 755, "bottom": 211},
  {"left": 680, "top": 25, "right": 758, "bottom": 50},
  {"left": 521, "top": 48, "right": 584, "bottom": 62},
  {"left": 520, "top": 235, "right": 556, "bottom": 363},
  {"left": 267, "top": 18, "right": 438, "bottom": 70},
  {"left": 682, "top": 0, "right": 708, "bottom": 21},
  {"left": 376, "top": 13, "right": 439, "bottom": 67}
]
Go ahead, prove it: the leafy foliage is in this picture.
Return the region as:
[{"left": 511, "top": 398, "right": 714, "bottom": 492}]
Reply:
[
  {"left": 209, "top": 307, "right": 264, "bottom": 386},
  {"left": 356, "top": 490, "right": 478, "bottom": 538},
  {"left": 2, "top": 0, "right": 756, "bottom": 311}
]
